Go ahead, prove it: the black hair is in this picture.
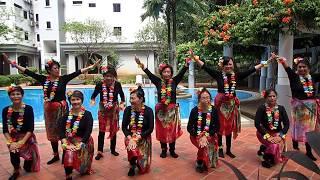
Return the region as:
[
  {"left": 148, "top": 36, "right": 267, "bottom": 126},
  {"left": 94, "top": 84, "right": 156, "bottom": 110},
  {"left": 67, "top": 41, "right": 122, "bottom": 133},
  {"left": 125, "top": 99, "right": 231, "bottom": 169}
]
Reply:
[
  {"left": 8, "top": 85, "right": 24, "bottom": 96},
  {"left": 159, "top": 64, "right": 173, "bottom": 78},
  {"left": 45, "top": 59, "right": 60, "bottom": 74},
  {"left": 130, "top": 86, "right": 145, "bottom": 102},
  {"left": 68, "top": 90, "right": 84, "bottom": 103},
  {"left": 101, "top": 66, "right": 118, "bottom": 78},
  {"left": 263, "top": 89, "right": 278, "bottom": 99},
  {"left": 197, "top": 88, "right": 212, "bottom": 102},
  {"left": 293, "top": 57, "right": 311, "bottom": 70},
  {"left": 221, "top": 56, "right": 234, "bottom": 66}
]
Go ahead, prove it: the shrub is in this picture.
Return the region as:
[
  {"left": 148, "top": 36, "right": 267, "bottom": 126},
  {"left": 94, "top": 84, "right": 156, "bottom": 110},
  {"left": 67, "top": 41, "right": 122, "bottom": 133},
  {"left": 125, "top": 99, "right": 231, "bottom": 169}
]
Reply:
[
  {"left": 7, "top": 74, "right": 24, "bottom": 84},
  {"left": 0, "top": 76, "right": 12, "bottom": 87}
]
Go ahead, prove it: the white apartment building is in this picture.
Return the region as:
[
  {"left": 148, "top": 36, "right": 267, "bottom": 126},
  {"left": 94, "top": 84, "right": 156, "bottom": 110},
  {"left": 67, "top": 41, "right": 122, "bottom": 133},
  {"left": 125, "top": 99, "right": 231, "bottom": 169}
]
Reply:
[{"left": 0, "top": 0, "right": 156, "bottom": 76}]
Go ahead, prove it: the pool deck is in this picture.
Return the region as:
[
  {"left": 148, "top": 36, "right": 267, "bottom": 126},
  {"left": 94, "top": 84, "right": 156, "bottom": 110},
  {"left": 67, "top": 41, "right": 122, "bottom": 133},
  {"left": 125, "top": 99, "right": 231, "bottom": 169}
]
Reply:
[
  {"left": 0, "top": 118, "right": 319, "bottom": 180},
  {"left": 1, "top": 85, "right": 319, "bottom": 179}
]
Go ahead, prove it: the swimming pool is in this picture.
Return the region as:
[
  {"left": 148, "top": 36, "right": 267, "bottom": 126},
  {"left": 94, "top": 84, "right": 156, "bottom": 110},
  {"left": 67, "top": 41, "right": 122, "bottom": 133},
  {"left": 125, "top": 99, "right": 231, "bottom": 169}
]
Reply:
[{"left": 0, "top": 87, "right": 253, "bottom": 123}]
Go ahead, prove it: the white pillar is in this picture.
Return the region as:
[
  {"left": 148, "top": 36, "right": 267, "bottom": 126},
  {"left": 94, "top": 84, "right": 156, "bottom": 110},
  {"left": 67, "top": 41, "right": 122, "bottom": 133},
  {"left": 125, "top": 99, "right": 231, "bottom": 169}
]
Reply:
[
  {"left": 68, "top": 54, "right": 76, "bottom": 74},
  {"left": 276, "top": 32, "right": 293, "bottom": 113},
  {"left": 259, "top": 48, "right": 268, "bottom": 91},
  {"left": 223, "top": 45, "right": 233, "bottom": 57},
  {"left": 9, "top": 53, "right": 18, "bottom": 75},
  {"left": 188, "top": 61, "right": 195, "bottom": 88}
]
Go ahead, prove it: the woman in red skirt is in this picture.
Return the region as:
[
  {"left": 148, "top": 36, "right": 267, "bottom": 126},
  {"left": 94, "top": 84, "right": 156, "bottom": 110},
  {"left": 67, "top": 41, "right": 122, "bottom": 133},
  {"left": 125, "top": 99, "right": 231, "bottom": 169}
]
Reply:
[
  {"left": 122, "top": 86, "right": 154, "bottom": 176},
  {"left": 188, "top": 88, "right": 219, "bottom": 173},
  {"left": 91, "top": 66, "right": 125, "bottom": 159},
  {"left": 135, "top": 56, "right": 189, "bottom": 158},
  {"left": 255, "top": 89, "right": 289, "bottom": 168},
  {"left": 192, "top": 53, "right": 263, "bottom": 158},
  {"left": 60, "top": 90, "right": 94, "bottom": 180},
  {"left": 2, "top": 85, "right": 40, "bottom": 180},
  {"left": 3, "top": 53, "right": 100, "bottom": 164}
]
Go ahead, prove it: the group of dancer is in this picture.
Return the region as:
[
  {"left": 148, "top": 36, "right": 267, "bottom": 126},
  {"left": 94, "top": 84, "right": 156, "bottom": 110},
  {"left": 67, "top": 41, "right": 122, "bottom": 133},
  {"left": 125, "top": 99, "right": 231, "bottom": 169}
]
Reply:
[{"left": 1, "top": 50, "right": 319, "bottom": 179}]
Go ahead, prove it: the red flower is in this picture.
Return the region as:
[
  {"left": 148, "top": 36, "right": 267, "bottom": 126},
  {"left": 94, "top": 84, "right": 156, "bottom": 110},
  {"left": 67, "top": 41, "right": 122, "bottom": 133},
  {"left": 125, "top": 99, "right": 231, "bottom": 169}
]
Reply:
[
  {"left": 223, "top": 35, "right": 231, "bottom": 42},
  {"left": 159, "top": 63, "right": 167, "bottom": 71},
  {"left": 204, "top": 30, "right": 209, "bottom": 36},
  {"left": 282, "top": 0, "right": 293, "bottom": 6},
  {"left": 220, "top": 32, "right": 226, "bottom": 38},
  {"left": 202, "top": 38, "right": 209, "bottom": 46},
  {"left": 222, "top": 23, "right": 230, "bottom": 31},
  {"left": 252, "top": 0, "right": 258, "bottom": 6},
  {"left": 209, "top": 29, "right": 216, "bottom": 36},
  {"left": 282, "top": 16, "right": 292, "bottom": 24}
]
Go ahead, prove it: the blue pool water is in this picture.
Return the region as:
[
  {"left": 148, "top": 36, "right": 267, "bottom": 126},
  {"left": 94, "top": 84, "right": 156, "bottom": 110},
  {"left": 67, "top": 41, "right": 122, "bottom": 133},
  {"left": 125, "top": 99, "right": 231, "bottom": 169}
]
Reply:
[{"left": 0, "top": 87, "right": 252, "bottom": 123}]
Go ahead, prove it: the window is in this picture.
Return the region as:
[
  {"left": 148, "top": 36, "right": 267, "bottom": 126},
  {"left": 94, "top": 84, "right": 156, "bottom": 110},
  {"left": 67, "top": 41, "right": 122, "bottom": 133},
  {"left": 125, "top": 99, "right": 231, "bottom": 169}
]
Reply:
[
  {"left": 0, "top": 2, "right": 6, "bottom": 5},
  {"left": 113, "top": 3, "right": 120, "bottom": 12},
  {"left": 23, "top": 11, "right": 28, "bottom": 19},
  {"left": 113, "top": 27, "right": 121, "bottom": 36},
  {"left": 25, "top": 32, "right": 28, "bottom": 40},
  {"left": 46, "top": 21, "right": 51, "bottom": 28},
  {"left": 89, "top": 3, "right": 96, "bottom": 7},
  {"left": 73, "top": 1, "right": 82, "bottom": 5},
  {"left": 37, "top": 34, "right": 40, "bottom": 42},
  {"left": 35, "top": 14, "right": 39, "bottom": 21},
  {"left": 45, "top": 0, "right": 50, "bottom": 6}
]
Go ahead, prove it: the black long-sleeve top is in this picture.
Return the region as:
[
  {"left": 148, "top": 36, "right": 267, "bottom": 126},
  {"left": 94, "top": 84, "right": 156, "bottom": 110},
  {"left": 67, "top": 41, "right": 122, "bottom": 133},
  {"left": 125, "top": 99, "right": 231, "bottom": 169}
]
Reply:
[
  {"left": 59, "top": 110, "right": 93, "bottom": 143},
  {"left": 24, "top": 69, "right": 82, "bottom": 102},
  {"left": 187, "top": 106, "right": 219, "bottom": 137},
  {"left": 90, "top": 81, "right": 125, "bottom": 103},
  {"left": 285, "top": 67, "right": 320, "bottom": 100},
  {"left": 122, "top": 105, "right": 154, "bottom": 138},
  {"left": 254, "top": 104, "right": 290, "bottom": 136},
  {"left": 143, "top": 66, "right": 188, "bottom": 103},
  {"left": 2, "top": 105, "right": 34, "bottom": 134},
  {"left": 202, "top": 63, "right": 256, "bottom": 96}
]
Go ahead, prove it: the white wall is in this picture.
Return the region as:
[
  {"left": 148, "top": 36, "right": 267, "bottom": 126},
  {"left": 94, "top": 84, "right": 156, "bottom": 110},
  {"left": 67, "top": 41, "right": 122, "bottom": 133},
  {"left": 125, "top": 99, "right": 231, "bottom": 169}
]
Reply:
[
  {"left": 64, "top": 0, "right": 148, "bottom": 43},
  {"left": 117, "top": 51, "right": 155, "bottom": 75}
]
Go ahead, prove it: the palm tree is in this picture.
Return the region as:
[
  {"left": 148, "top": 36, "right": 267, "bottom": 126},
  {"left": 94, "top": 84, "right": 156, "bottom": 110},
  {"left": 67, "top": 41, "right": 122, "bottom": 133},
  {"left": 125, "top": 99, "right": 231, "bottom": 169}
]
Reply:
[{"left": 142, "top": 0, "right": 206, "bottom": 73}]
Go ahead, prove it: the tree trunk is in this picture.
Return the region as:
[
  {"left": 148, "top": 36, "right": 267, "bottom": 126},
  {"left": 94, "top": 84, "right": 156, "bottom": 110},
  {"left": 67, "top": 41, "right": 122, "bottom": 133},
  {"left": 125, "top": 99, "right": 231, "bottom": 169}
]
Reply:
[
  {"left": 172, "top": 0, "right": 177, "bottom": 74},
  {"left": 166, "top": 5, "right": 172, "bottom": 67}
]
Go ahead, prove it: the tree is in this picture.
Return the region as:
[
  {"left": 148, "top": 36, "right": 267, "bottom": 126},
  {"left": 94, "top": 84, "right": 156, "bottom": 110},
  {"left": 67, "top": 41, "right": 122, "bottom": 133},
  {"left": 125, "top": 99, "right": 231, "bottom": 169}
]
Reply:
[
  {"left": 63, "top": 19, "right": 115, "bottom": 72},
  {"left": 134, "top": 19, "right": 167, "bottom": 68},
  {"left": 141, "top": 0, "right": 206, "bottom": 73},
  {"left": 0, "top": 9, "right": 19, "bottom": 44}
]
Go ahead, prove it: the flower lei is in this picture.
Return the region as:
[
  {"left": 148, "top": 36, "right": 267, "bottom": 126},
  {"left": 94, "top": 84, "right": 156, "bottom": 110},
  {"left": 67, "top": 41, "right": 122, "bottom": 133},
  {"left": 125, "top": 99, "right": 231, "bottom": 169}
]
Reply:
[
  {"left": 161, "top": 79, "right": 173, "bottom": 105},
  {"left": 43, "top": 76, "right": 59, "bottom": 102},
  {"left": 66, "top": 106, "right": 85, "bottom": 138},
  {"left": 197, "top": 104, "right": 212, "bottom": 137},
  {"left": 299, "top": 75, "right": 314, "bottom": 97},
  {"left": 265, "top": 104, "right": 279, "bottom": 130},
  {"left": 130, "top": 104, "right": 145, "bottom": 139},
  {"left": 7, "top": 103, "right": 26, "bottom": 135},
  {"left": 102, "top": 81, "right": 114, "bottom": 109},
  {"left": 222, "top": 72, "right": 236, "bottom": 98}
]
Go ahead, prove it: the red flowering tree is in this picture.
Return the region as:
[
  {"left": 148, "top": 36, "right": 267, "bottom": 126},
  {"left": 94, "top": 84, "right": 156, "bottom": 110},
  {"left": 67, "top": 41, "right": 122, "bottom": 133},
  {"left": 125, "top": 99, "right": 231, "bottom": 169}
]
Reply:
[{"left": 200, "top": 0, "right": 320, "bottom": 46}]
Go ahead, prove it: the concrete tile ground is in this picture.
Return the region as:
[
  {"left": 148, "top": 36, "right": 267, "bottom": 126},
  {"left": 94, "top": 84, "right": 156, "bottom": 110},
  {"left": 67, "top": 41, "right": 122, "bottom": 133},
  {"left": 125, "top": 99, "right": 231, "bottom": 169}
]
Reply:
[{"left": 1, "top": 119, "right": 319, "bottom": 180}]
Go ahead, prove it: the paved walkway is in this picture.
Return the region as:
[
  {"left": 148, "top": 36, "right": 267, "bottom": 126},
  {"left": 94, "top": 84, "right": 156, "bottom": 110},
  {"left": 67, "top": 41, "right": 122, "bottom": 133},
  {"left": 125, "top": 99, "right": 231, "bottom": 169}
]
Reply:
[{"left": 0, "top": 120, "right": 319, "bottom": 180}]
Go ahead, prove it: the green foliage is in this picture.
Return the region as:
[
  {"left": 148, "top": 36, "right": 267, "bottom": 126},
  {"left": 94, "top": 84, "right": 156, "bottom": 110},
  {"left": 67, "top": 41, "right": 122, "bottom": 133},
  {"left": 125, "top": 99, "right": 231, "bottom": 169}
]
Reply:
[
  {"left": 63, "top": 20, "right": 111, "bottom": 43},
  {"left": 63, "top": 19, "right": 113, "bottom": 66},
  {"left": 0, "top": 75, "right": 11, "bottom": 87},
  {"left": 135, "top": 19, "right": 168, "bottom": 62},
  {"left": 0, "top": 23, "right": 11, "bottom": 40},
  {"left": 200, "top": 0, "right": 320, "bottom": 46},
  {"left": 106, "top": 49, "right": 121, "bottom": 70}
]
